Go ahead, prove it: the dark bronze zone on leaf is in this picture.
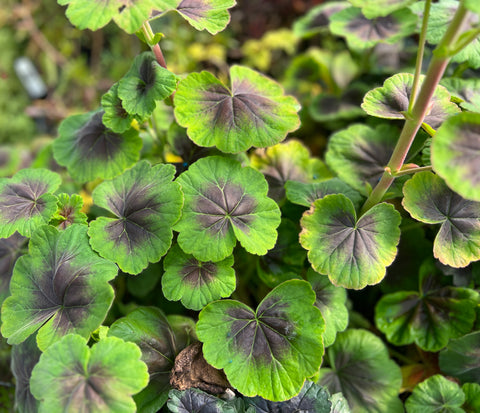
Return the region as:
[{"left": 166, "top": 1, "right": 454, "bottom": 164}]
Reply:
[
  {"left": 181, "top": 258, "right": 218, "bottom": 286},
  {"left": 448, "top": 123, "right": 480, "bottom": 185},
  {"left": 195, "top": 181, "right": 257, "bottom": 235},
  {"left": 137, "top": 57, "right": 156, "bottom": 94},
  {"left": 177, "top": 0, "right": 209, "bottom": 21},
  {"left": 346, "top": 15, "right": 399, "bottom": 41},
  {"left": 0, "top": 180, "right": 49, "bottom": 222}
]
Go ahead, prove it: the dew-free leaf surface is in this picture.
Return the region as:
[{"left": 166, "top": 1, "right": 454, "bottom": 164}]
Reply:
[
  {"left": 30, "top": 334, "right": 149, "bottom": 413},
  {"left": 1, "top": 224, "right": 118, "bottom": 351},
  {"left": 174, "top": 156, "right": 281, "bottom": 262},
  {"left": 0, "top": 168, "right": 61, "bottom": 238},
  {"left": 318, "top": 329, "right": 403, "bottom": 413},
  {"left": 167, "top": 388, "right": 248, "bottom": 413},
  {"left": 101, "top": 82, "right": 138, "bottom": 133},
  {"left": 53, "top": 110, "right": 142, "bottom": 183},
  {"left": 349, "top": 0, "right": 416, "bottom": 19},
  {"left": 174, "top": 66, "right": 300, "bottom": 153},
  {"left": 196, "top": 280, "right": 325, "bottom": 401},
  {"left": 402, "top": 171, "right": 480, "bottom": 267},
  {"left": 162, "top": 244, "right": 235, "bottom": 310},
  {"left": 300, "top": 194, "right": 401, "bottom": 289},
  {"left": 176, "top": 0, "right": 236, "bottom": 34},
  {"left": 50, "top": 193, "right": 87, "bottom": 229},
  {"left": 88, "top": 161, "right": 183, "bottom": 275}
]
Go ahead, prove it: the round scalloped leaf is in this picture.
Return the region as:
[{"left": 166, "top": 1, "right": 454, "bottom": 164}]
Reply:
[
  {"left": 174, "top": 66, "right": 300, "bottom": 153},
  {"left": 293, "top": 2, "right": 349, "bottom": 38},
  {"left": 329, "top": 6, "right": 418, "bottom": 50},
  {"left": 362, "top": 73, "right": 460, "bottom": 130},
  {"left": 250, "top": 140, "right": 332, "bottom": 202},
  {"left": 463, "top": 383, "right": 480, "bottom": 413},
  {"left": 101, "top": 82, "right": 138, "bottom": 133},
  {"left": 88, "top": 161, "right": 183, "bottom": 275},
  {"left": 405, "top": 374, "right": 465, "bottom": 413},
  {"left": 0, "top": 168, "right": 61, "bottom": 238},
  {"left": 285, "top": 178, "right": 363, "bottom": 209},
  {"left": 245, "top": 381, "right": 331, "bottom": 412},
  {"left": 50, "top": 193, "right": 87, "bottom": 229},
  {"left": 30, "top": 334, "right": 149, "bottom": 413},
  {"left": 439, "top": 331, "right": 480, "bottom": 384},
  {"left": 108, "top": 307, "right": 194, "bottom": 412},
  {"left": 440, "top": 77, "right": 480, "bottom": 112},
  {"left": 167, "top": 388, "right": 248, "bottom": 413},
  {"left": 318, "top": 329, "right": 403, "bottom": 413},
  {"left": 306, "top": 268, "right": 348, "bottom": 347},
  {"left": 58, "top": 0, "right": 153, "bottom": 33},
  {"left": 118, "top": 52, "right": 177, "bottom": 118},
  {"left": 53, "top": 110, "right": 142, "bottom": 183},
  {"left": 432, "top": 112, "right": 480, "bottom": 203},
  {"left": 375, "top": 260, "right": 479, "bottom": 351},
  {"left": 300, "top": 194, "right": 401, "bottom": 289},
  {"left": 325, "top": 123, "right": 402, "bottom": 196},
  {"left": 196, "top": 279, "right": 325, "bottom": 401},
  {"left": 0, "top": 224, "right": 118, "bottom": 351},
  {"left": 402, "top": 171, "right": 480, "bottom": 267},
  {"left": 174, "top": 156, "right": 281, "bottom": 262},
  {"left": 10, "top": 335, "right": 41, "bottom": 413},
  {"left": 162, "top": 244, "right": 235, "bottom": 310},
  {"left": 175, "top": 0, "right": 236, "bottom": 35},
  {"left": 349, "top": 0, "right": 416, "bottom": 18},
  {"left": 309, "top": 91, "right": 366, "bottom": 123}
]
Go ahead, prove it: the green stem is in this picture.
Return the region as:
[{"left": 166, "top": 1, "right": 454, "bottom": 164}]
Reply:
[
  {"left": 393, "top": 165, "right": 433, "bottom": 177},
  {"left": 408, "top": 0, "right": 432, "bottom": 113},
  {"left": 360, "top": 4, "right": 470, "bottom": 215},
  {"left": 142, "top": 21, "right": 167, "bottom": 68}
]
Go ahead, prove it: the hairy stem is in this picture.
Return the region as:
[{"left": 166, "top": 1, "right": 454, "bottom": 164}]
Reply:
[
  {"left": 360, "top": 3, "right": 470, "bottom": 215},
  {"left": 142, "top": 21, "right": 167, "bottom": 68}
]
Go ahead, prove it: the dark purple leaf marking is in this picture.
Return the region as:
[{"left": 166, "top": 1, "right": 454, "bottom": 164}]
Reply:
[
  {"left": 346, "top": 14, "right": 400, "bottom": 42},
  {"left": 0, "top": 233, "right": 26, "bottom": 296},
  {"left": 174, "top": 388, "right": 223, "bottom": 412},
  {"left": 180, "top": 259, "right": 218, "bottom": 286},
  {"left": 177, "top": 0, "right": 210, "bottom": 21},
  {"left": 447, "top": 123, "right": 480, "bottom": 186},
  {"left": 195, "top": 181, "right": 257, "bottom": 235},
  {"left": 0, "top": 180, "right": 50, "bottom": 223},
  {"left": 350, "top": 141, "right": 393, "bottom": 188},
  {"left": 227, "top": 298, "right": 293, "bottom": 361},
  {"left": 137, "top": 57, "right": 156, "bottom": 94},
  {"left": 75, "top": 112, "right": 123, "bottom": 160}
]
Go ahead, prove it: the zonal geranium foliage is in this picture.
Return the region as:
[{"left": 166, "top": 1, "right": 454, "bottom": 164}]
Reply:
[
  {"left": 362, "top": 73, "right": 460, "bottom": 130},
  {"left": 167, "top": 388, "right": 249, "bottom": 413},
  {"left": 348, "top": 0, "right": 416, "bottom": 19},
  {"left": 196, "top": 280, "right": 325, "bottom": 401},
  {"left": 375, "top": 260, "right": 479, "bottom": 352},
  {"left": 1, "top": 224, "right": 118, "bottom": 351},
  {"left": 300, "top": 194, "right": 401, "bottom": 289},
  {"left": 402, "top": 171, "right": 480, "bottom": 268},
  {"left": 29, "top": 334, "right": 149, "bottom": 413},
  {"left": 174, "top": 66, "right": 300, "bottom": 153},
  {"left": 88, "top": 160, "right": 183, "bottom": 275},
  {"left": 101, "top": 82, "right": 138, "bottom": 133},
  {"left": 318, "top": 329, "right": 403, "bottom": 413},
  {"left": 108, "top": 307, "right": 196, "bottom": 412},
  {"left": 174, "top": 156, "right": 281, "bottom": 262},
  {"left": 118, "top": 52, "right": 177, "bottom": 119},
  {"left": 432, "top": 112, "right": 480, "bottom": 203},
  {"left": 50, "top": 193, "right": 87, "bottom": 229},
  {"left": 53, "top": 110, "right": 142, "bottom": 183},
  {"left": 0, "top": 168, "right": 61, "bottom": 238},
  {"left": 162, "top": 244, "right": 236, "bottom": 310}
]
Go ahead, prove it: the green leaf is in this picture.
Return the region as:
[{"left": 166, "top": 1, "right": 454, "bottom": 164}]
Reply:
[
  {"left": 349, "top": 0, "right": 416, "bottom": 19},
  {"left": 439, "top": 331, "right": 480, "bottom": 384},
  {"left": 175, "top": 0, "right": 236, "bottom": 35},
  {"left": 329, "top": 6, "right": 418, "bottom": 50},
  {"left": 162, "top": 244, "right": 235, "bottom": 310},
  {"left": 325, "top": 124, "right": 403, "bottom": 196},
  {"left": 88, "top": 161, "right": 183, "bottom": 275},
  {"left": 293, "top": 2, "right": 349, "bottom": 38},
  {"left": 167, "top": 388, "right": 248, "bottom": 413},
  {"left": 53, "top": 110, "right": 142, "bottom": 183},
  {"left": 402, "top": 171, "right": 480, "bottom": 267},
  {"left": 1, "top": 224, "right": 118, "bottom": 351},
  {"left": 118, "top": 52, "right": 177, "bottom": 118},
  {"left": 108, "top": 307, "right": 195, "bottom": 413},
  {"left": 50, "top": 193, "right": 87, "bottom": 229},
  {"left": 250, "top": 139, "right": 332, "bottom": 202},
  {"left": 440, "top": 77, "right": 480, "bottom": 113},
  {"left": 307, "top": 268, "right": 348, "bottom": 347},
  {"left": 462, "top": 383, "right": 480, "bottom": 413},
  {"left": 196, "top": 279, "right": 325, "bottom": 401},
  {"left": 432, "top": 112, "right": 480, "bottom": 203},
  {"left": 309, "top": 90, "right": 366, "bottom": 123},
  {"left": 10, "top": 335, "right": 41, "bottom": 413},
  {"left": 318, "top": 329, "right": 403, "bottom": 413},
  {"left": 30, "top": 334, "right": 149, "bottom": 413},
  {"left": 362, "top": 73, "right": 460, "bottom": 130},
  {"left": 375, "top": 260, "right": 479, "bottom": 351},
  {"left": 58, "top": 0, "right": 153, "bottom": 33},
  {"left": 285, "top": 178, "right": 363, "bottom": 209},
  {"left": 245, "top": 381, "right": 331, "bottom": 412},
  {"left": 174, "top": 66, "right": 300, "bottom": 153},
  {"left": 300, "top": 194, "right": 401, "bottom": 289},
  {"left": 101, "top": 82, "right": 138, "bottom": 133},
  {"left": 174, "top": 156, "right": 281, "bottom": 262},
  {"left": 405, "top": 374, "right": 465, "bottom": 413},
  {"left": 464, "top": 0, "right": 480, "bottom": 14},
  {"left": 0, "top": 168, "right": 61, "bottom": 238}
]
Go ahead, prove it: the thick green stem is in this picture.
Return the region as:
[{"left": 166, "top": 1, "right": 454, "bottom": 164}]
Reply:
[
  {"left": 360, "top": 4, "right": 470, "bottom": 215},
  {"left": 142, "top": 21, "right": 167, "bottom": 68}
]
